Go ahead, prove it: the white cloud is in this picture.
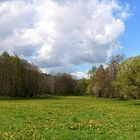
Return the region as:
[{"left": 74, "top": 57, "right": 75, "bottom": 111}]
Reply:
[
  {"left": 0, "top": 0, "right": 34, "bottom": 38},
  {"left": 0, "top": 0, "right": 129, "bottom": 74},
  {"left": 71, "top": 71, "right": 88, "bottom": 79}
]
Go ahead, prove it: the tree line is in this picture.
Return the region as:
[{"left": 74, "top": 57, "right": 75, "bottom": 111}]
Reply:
[
  {"left": 0, "top": 52, "right": 83, "bottom": 97},
  {"left": 0, "top": 52, "right": 140, "bottom": 99},
  {"left": 0, "top": 52, "right": 45, "bottom": 97}
]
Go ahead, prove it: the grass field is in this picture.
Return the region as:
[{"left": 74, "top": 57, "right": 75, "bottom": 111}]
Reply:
[{"left": 0, "top": 96, "right": 140, "bottom": 140}]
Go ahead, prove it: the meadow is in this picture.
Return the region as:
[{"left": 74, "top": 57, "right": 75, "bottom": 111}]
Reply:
[{"left": 0, "top": 96, "right": 140, "bottom": 140}]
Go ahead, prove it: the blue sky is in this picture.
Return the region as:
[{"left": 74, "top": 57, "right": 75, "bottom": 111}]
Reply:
[
  {"left": 0, "top": 0, "right": 139, "bottom": 78},
  {"left": 120, "top": 0, "right": 140, "bottom": 57}
]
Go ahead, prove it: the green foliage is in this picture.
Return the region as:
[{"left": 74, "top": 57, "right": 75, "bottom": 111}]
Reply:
[
  {"left": 116, "top": 55, "right": 140, "bottom": 99},
  {"left": 76, "top": 79, "right": 88, "bottom": 95},
  {"left": 87, "top": 54, "right": 140, "bottom": 99},
  {"left": 87, "top": 66, "right": 98, "bottom": 94},
  {"left": 0, "top": 96, "right": 139, "bottom": 139}
]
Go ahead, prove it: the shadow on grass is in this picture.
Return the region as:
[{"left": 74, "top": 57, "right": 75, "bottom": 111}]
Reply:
[
  {"left": 133, "top": 103, "right": 140, "bottom": 106},
  {"left": 0, "top": 96, "right": 66, "bottom": 101}
]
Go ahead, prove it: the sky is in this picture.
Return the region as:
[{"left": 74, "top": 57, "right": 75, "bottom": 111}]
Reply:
[
  {"left": 0, "top": 0, "right": 139, "bottom": 79},
  {"left": 120, "top": 0, "right": 140, "bottom": 57}
]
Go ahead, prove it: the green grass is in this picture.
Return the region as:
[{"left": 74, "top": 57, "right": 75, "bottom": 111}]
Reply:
[{"left": 0, "top": 96, "right": 140, "bottom": 140}]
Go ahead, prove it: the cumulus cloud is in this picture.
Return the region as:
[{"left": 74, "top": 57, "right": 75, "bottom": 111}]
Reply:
[{"left": 0, "top": 0, "right": 129, "bottom": 77}]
